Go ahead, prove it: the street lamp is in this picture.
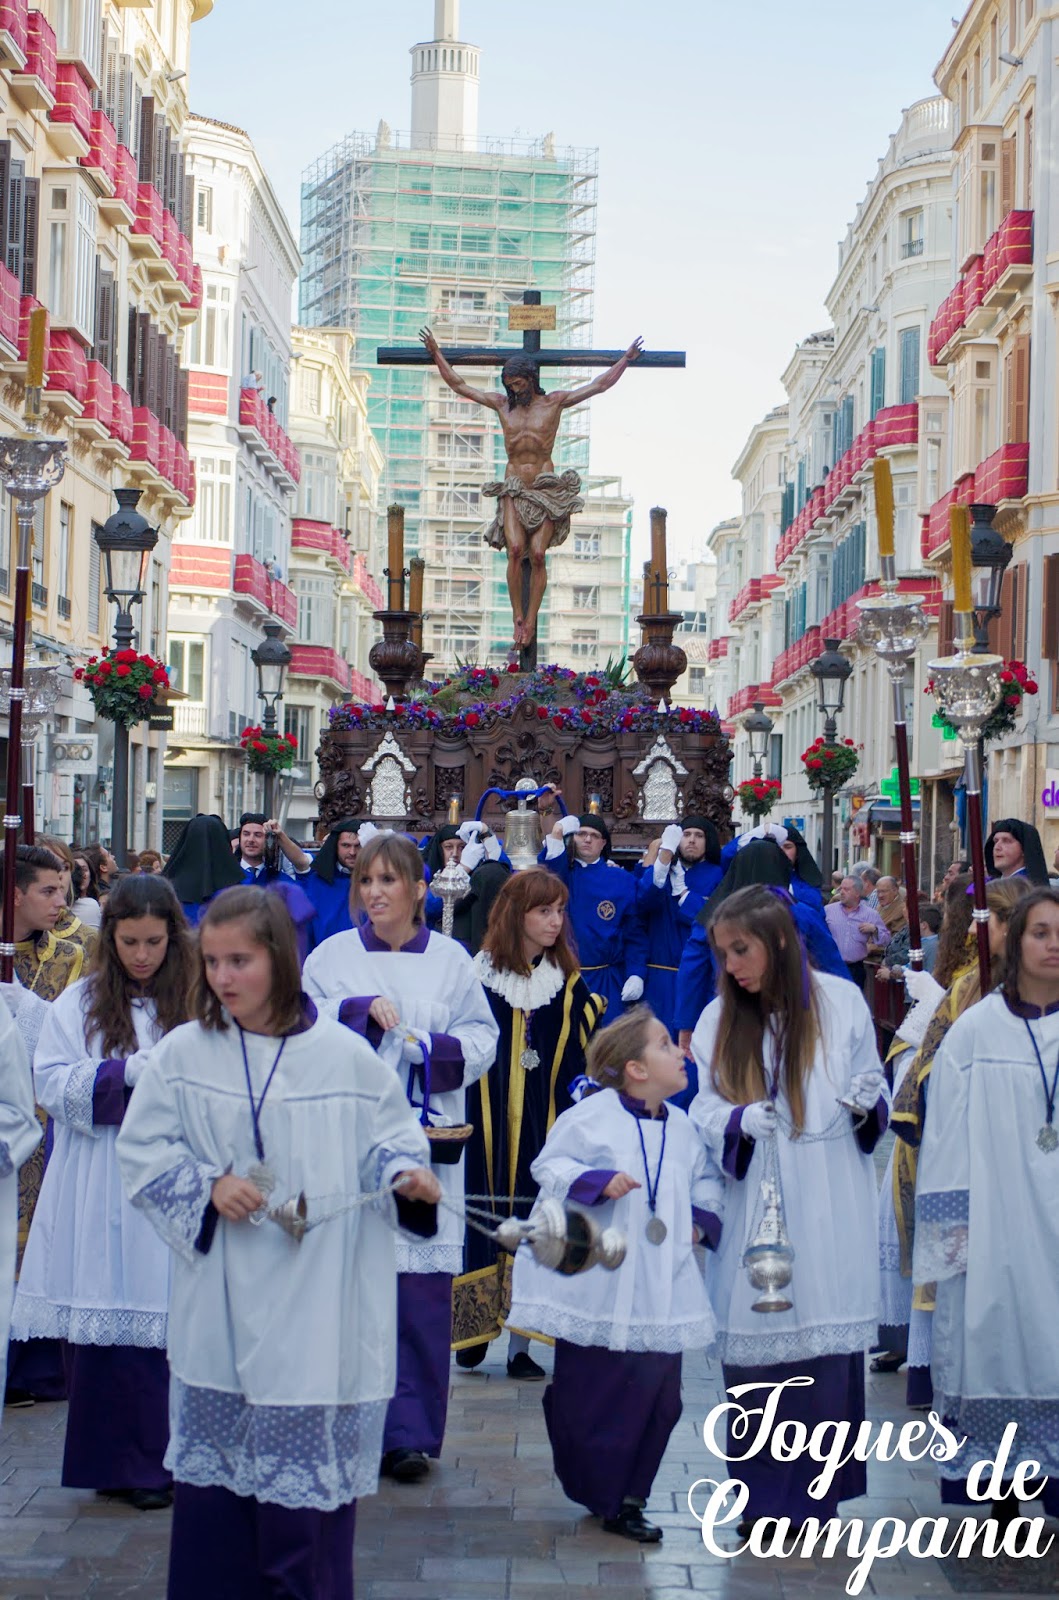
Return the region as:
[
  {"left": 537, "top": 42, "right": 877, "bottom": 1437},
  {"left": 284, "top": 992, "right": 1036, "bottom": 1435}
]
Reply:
[
  {"left": 968, "top": 503, "right": 1012, "bottom": 654},
  {"left": 743, "top": 700, "right": 774, "bottom": 779},
  {"left": 809, "top": 636, "right": 853, "bottom": 878},
  {"left": 251, "top": 619, "right": 292, "bottom": 813},
  {"left": 93, "top": 488, "right": 158, "bottom": 866}
]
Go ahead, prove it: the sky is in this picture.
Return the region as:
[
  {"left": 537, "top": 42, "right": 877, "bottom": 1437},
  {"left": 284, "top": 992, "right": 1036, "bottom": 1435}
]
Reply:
[{"left": 188, "top": 0, "right": 962, "bottom": 566}]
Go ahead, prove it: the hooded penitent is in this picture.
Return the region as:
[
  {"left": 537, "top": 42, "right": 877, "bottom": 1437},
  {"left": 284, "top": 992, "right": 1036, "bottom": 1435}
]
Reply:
[
  {"left": 164, "top": 815, "right": 244, "bottom": 905},
  {"left": 576, "top": 813, "right": 612, "bottom": 861},
  {"left": 679, "top": 814, "right": 722, "bottom": 867},
  {"left": 423, "top": 825, "right": 461, "bottom": 878},
  {"left": 312, "top": 817, "right": 360, "bottom": 886},
  {"left": 985, "top": 818, "right": 1050, "bottom": 886},
  {"left": 698, "top": 838, "right": 792, "bottom": 926}
]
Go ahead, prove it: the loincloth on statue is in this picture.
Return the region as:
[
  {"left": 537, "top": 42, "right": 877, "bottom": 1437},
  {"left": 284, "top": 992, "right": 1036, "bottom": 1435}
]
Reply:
[{"left": 482, "top": 469, "right": 584, "bottom": 552}]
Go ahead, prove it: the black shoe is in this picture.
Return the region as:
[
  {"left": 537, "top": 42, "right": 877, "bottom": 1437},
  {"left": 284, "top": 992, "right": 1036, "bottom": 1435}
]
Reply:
[
  {"left": 456, "top": 1345, "right": 487, "bottom": 1369},
  {"left": 381, "top": 1448, "right": 430, "bottom": 1483},
  {"left": 602, "top": 1501, "right": 663, "bottom": 1543},
  {"left": 507, "top": 1351, "right": 545, "bottom": 1381},
  {"left": 4, "top": 1386, "right": 34, "bottom": 1408},
  {"left": 991, "top": 1495, "right": 1021, "bottom": 1529},
  {"left": 129, "top": 1488, "right": 173, "bottom": 1511},
  {"left": 736, "top": 1519, "right": 756, "bottom": 1540}
]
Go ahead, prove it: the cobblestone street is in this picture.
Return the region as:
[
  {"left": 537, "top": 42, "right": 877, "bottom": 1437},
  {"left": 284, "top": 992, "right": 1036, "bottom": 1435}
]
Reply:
[{"left": 0, "top": 1339, "right": 1056, "bottom": 1599}]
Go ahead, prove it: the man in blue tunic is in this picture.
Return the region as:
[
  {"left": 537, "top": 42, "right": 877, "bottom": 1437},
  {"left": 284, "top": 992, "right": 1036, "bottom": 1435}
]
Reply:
[{"left": 539, "top": 813, "right": 647, "bottom": 1016}]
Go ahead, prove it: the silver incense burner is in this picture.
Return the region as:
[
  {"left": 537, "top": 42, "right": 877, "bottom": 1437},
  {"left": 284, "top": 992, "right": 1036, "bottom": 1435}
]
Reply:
[{"left": 742, "top": 1178, "right": 795, "bottom": 1313}]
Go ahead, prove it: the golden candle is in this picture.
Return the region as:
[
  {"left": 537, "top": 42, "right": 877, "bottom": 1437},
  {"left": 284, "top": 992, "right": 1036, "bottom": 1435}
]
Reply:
[
  {"left": 949, "top": 505, "right": 973, "bottom": 616},
  {"left": 386, "top": 504, "right": 405, "bottom": 610},
  {"left": 26, "top": 308, "right": 46, "bottom": 391},
  {"left": 408, "top": 555, "right": 424, "bottom": 618},
  {"left": 642, "top": 559, "right": 652, "bottom": 616},
  {"left": 447, "top": 796, "right": 460, "bottom": 825},
  {"left": 872, "top": 458, "right": 895, "bottom": 561},
  {"left": 650, "top": 506, "right": 667, "bottom": 582}
]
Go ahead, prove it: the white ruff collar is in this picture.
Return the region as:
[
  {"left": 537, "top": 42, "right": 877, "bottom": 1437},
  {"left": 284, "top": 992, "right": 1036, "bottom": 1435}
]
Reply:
[{"left": 474, "top": 952, "right": 566, "bottom": 1012}]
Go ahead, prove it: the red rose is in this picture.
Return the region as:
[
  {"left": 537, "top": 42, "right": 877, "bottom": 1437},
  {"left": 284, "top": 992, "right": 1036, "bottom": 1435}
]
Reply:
[
  {"left": 286, "top": 733, "right": 298, "bottom": 746},
  {"left": 251, "top": 740, "right": 268, "bottom": 752},
  {"left": 139, "top": 654, "right": 152, "bottom": 664},
  {"left": 464, "top": 712, "right": 480, "bottom": 727},
  {"left": 552, "top": 715, "right": 565, "bottom": 729},
  {"left": 1005, "top": 694, "right": 1019, "bottom": 707},
  {"left": 116, "top": 648, "right": 137, "bottom": 664},
  {"left": 152, "top": 667, "right": 168, "bottom": 683},
  {"left": 1026, "top": 680, "right": 1039, "bottom": 694},
  {"left": 844, "top": 738, "right": 855, "bottom": 746},
  {"left": 679, "top": 708, "right": 691, "bottom": 722},
  {"left": 586, "top": 676, "right": 600, "bottom": 687},
  {"left": 138, "top": 683, "right": 153, "bottom": 699},
  {"left": 116, "top": 664, "right": 131, "bottom": 678},
  {"left": 537, "top": 705, "right": 548, "bottom": 720},
  {"left": 87, "top": 656, "right": 97, "bottom": 665},
  {"left": 97, "top": 661, "right": 112, "bottom": 676},
  {"left": 809, "top": 758, "right": 823, "bottom": 769},
  {"left": 581, "top": 709, "right": 593, "bottom": 723},
  {"left": 506, "top": 663, "right": 518, "bottom": 673},
  {"left": 489, "top": 674, "right": 499, "bottom": 687},
  {"left": 74, "top": 667, "right": 84, "bottom": 680}
]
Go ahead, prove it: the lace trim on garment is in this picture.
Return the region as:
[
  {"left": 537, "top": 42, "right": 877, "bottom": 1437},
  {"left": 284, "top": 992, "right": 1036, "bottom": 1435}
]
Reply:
[
  {"left": 0, "top": 1141, "right": 10, "bottom": 1180},
  {"left": 131, "top": 1158, "right": 217, "bottom": 1264},
  {"left": 62, "top": 1061, "right": 100, "bottom": 1135},
  {"left": 506, "top": 1303, "right": 717, "bottom": 1355},
  {"left": 395, "top": 1241, "right": 461, "bottom": 1275},
  {"left": 10, "top": 1293, "right": 166, "bottom": 1348},
  {"left": 913, "top": 1189, "right": 968, "bottom": 1281},
  {"left": 716, "top": 1318, "right": 877, "bottom": 1368},
  {"left": 473, "top": 952, "right": 566, "bottom": 1012},
  {"left": 165, "top": 1378, "right": 386, "bottom": 1511},
  {"left": 879, "top": 1239, "right": 904, "bottom": 1273},
  {"left": 878, "top": 1271, "right": 913, "bottom": 1328},
  {"left": 938, "top": 1396, "right": 1059, "bottom": 1479},
  {"left": 5, "top": 984, "right": 48, "bottom": 1062}
]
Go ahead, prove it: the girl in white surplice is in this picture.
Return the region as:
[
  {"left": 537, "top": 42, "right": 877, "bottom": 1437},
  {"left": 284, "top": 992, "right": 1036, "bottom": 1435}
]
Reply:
[{"left": 689, "top": 884, "right": 889, "bottom": 1534}]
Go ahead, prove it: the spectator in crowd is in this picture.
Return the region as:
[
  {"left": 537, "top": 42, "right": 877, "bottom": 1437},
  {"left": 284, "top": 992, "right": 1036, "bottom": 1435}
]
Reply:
[{"left": 825, "top": 875, "right": 890, "bottom": 987}]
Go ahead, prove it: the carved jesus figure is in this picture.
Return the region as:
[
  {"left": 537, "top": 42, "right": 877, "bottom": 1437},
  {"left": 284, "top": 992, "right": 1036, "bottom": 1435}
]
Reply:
[{"left": 419, "top": 327, "right": 642, "bottom": 648}]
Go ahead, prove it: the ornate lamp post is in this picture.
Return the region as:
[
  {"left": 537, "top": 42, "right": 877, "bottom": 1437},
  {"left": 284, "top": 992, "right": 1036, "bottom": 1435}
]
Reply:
[
  {"left": 251, "top": 619, "right": 293, "bottom": 815},
  {"left": 809, "top": 638, "right": 852, "bottom": 879},
  {"left": 968, "top": 503, "right": 1012, "bottom": 654},
  {"left": 93, "top": 489, "right": 158, "bottom": 867},
  {"left": 856, "top": 457, "right": 931, "bottom": 970},
  {"left": 743, "top": 700, "right": 774, "bottom": 780}
]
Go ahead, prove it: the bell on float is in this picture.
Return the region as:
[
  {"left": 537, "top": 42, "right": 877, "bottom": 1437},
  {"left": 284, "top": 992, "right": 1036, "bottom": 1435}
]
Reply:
[
  {"left": 502, "top": 777, "right": 545, "bottom": 873},
  {"left": 742, "top": 1178, "right": 795, "bottom": 1313},
  {"left": 269, "top": 1192, "right": 310, "bottom": 1243},
  {"left": 495, "top": 1195, "right": 626, "bottom": 1274}
]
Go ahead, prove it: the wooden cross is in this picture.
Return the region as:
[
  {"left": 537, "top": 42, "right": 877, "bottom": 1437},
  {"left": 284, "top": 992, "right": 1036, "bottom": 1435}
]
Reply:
[{"left": 377, "top": 289, "right": 685, "bottom": 670}]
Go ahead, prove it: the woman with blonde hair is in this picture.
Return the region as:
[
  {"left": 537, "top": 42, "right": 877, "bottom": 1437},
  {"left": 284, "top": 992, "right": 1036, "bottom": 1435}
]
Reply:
[
  {"left": 689, "top": 885, "right": 888, "bottom": 1531},
  {"left": 453, "top": 869, "right": 604, "bottom": 1377},
  {"left": 303, "top": 833, "right": 498, "bottom": 1483}
]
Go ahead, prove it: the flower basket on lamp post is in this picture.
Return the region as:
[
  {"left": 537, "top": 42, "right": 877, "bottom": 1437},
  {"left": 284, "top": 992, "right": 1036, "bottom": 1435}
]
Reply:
[
  {"left": 74, "top": 649, "right": 170, "bottom": 728},
  {"left": 801, "top": 738, "right": 861, "bottom": 792},
  {"left": 735, "top": 777, "right": 782, "bottom": 821},
  {"left": 240, "top": 725, "right": 298, "bottom": 778}
]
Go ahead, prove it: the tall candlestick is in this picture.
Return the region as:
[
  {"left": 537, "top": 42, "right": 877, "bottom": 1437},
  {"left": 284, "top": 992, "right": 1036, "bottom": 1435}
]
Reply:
[
  {"left": 25, "top": 308, "right": 46, "bottom": 426},
  {"left": 872, "top": 458, "right": 895, "bottom": 561},
  {"left": 408, "top": 555, "right": 424, "bottom": 617},
  {"left": 654, "top": 566, "right": 669, "bottom": 615},
  {"left": 642, "top": 560, "right": 652, "bottom": 616},
  {"left": 949, "top": 505, "right": 973, "bottom": 617},
  {"left": 386, "top": 503, "right": 405, "bottom": 610},
  {"left": 650, "top": 506, "right": 667, "bottom": 584}
]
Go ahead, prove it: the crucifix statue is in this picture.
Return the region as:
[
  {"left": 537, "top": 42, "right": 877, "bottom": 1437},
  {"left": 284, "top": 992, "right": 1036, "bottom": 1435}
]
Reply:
[{"left": 377, "top": 290, "right": 684, "bottom": 667}]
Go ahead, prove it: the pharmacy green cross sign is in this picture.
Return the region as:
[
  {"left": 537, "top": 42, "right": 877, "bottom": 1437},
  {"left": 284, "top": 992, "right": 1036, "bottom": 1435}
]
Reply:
[{"left": 879, "top": 766, "right": 920, "bottom": 805}]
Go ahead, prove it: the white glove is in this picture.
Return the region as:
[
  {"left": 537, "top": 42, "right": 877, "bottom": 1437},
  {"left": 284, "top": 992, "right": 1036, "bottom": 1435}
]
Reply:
[
  {"left": 621, "top": 976, "right": 644, "bottom": 1003},
  {"left": 400, "top": 1029, "right": 431, "bottom": 1068},
  {"left": 669, "top": 861, "right": 687, "bottom": 899},
  {"left": 460, "top": 840, "right": 486, "bottom": 873},
  {"left": 482, "top": 831, "right": 502, "bottom": 861},
  {"left": 660, "top": 823, "right": 683, "bottom": 855},
  {"left": 457, "top": 820, "right": 485, "bottom": 845},
  {"left": 741, "top": 1100, "right": 777, "bottom": 1141},
  {"left": 903, "top": 968, "right": 944, "bottom": 1005},
  {"left": 847, "top": 1071, "right": 886, "bottom": 1112},
  {"left": 124, "top": 1049, "right": 152, "bottom": 1088},
  {"left": 738, "top": 822, "right": 788, "bottom": 849},
  {"left": 559, "top": 813, "right": 580, "bottom": 838},
  {"left": 357, "top": 822, "right": 380, "bottom": 846}
]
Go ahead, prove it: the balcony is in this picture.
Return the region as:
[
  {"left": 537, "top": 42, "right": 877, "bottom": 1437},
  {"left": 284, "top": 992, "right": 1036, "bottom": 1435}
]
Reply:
[
  {"left": 929, "top": 211, "right": 1034, "bottom": 366},
  {"left": 728, "top": 682, "right": 781, "bottom": 718},
  {"left": 80, "top": 109, "right": 118, "bottom": 200},
  {"left": 31, "top": 581, "right": 46, "bottom": 608},
  {"left": 975, "top": 442, "right": 1029, "bottom": 504},
  {"left": 0, "top": 0, "right": 28, "bottom": 70},
  {"left": 771, "top": 627, "right": 822, "bottom": 688},
  {"left": 0, "top": 262, "right": 19, "bottom": 355},
  {"left": 9, "top": 8, "right": 55, "bottom": 112},
  {"left": 129, "top": 182, "right": 164, "bottom": 262},
  {"left": 57, "top": 594, "right": 70, "bottom": 619},
  {"left": 288, "top": 645, "right": 352, "bottom": 695},
  {"left": 351, "top": 554, "right": 384, "bottom": 609},
  {"left": 706, "top": 635, "right": 729, "bottom": 662},
  {"left": 349, "top": 669, "right": 374, "bottom": 702},
  {"left": 777, "top": 405, "right": 920, "bottom": 568},
  {"left": 237, "top": 388, "right": 301, "bottom": 489},
  {"left": 727, "top": 574, "right": 783, "bottom": 625},
  {"left": 48, "top": 62, "right": 91, "bottom": 159},
  {"left": 174, "top": 703, "right": 208, "bottom": 738},
  {"left": 233, "top": 553, "right": 297, "bottom": 629},
  {"left": 290, "top": 517, "right": 351, "bottom": 574}
]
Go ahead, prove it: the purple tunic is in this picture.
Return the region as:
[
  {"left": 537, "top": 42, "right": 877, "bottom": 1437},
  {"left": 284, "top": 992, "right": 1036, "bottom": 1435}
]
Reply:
[
  {"left": 167, "top": 1482, "right": 355, "bottom": 1600},
  {"left": 383, "top": 1272, "right": 453, "bottom": 1458},
  {"left": 62, "top": 1344, "right": 169, "bottom": 1490}
]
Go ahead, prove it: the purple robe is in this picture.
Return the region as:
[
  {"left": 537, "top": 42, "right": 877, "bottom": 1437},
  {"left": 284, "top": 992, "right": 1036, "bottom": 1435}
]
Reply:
[
  {"left": 62, "top": 1344, "right": 169, "bottom": 1490},
  {"left": 167, "top": 1483, "right": 355, "bottom": 1600},
  {"left": 383, "top": 1272, "right": 452, "bottom": 1458}
]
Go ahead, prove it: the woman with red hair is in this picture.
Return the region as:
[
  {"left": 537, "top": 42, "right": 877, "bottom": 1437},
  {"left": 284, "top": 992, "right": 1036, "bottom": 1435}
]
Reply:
[{"left": 453, "top": 869, "right": 605, "bottom": 1378}]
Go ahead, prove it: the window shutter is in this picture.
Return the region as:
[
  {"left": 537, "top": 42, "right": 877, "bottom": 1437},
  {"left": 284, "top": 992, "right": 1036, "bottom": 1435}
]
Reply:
[
  {"left": 182, "top": 168, "right": 194, "bottom": 239},
  {"left": 1043, "top": 555, "right": 1059, "bottom": 660},
  {"left": 1012, "top": 333, "right": 1030, "bottom": 443},
  {"left": 870, "top": 347, "right": 886, "bottom": 418},
  {"left": 20, "top": 178, "right": 39, "bottom": 297},
  {"left": 138, "top": 97, "right": 155, "bottom": 183},
  {"left": 1013, "top": 563, "right": 1028, "bottom": 661},
  {"left": 177, "top": 366, "right": 188, "bottom": 444},
  {"left": 996, "top": 568, "right": 1015, "bottom": 660},
  {"left": 1000, "top": 137, "right": 1015, "bottom": 219},
  {"left": 94, "top": 267, "right": 114, "bottom": 373},
  {"left": 0, "top": 143, "right": 10, "bottom": 267}
]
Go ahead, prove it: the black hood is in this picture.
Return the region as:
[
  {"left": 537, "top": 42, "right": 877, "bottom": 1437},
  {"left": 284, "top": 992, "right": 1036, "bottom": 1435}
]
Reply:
[
  {"left": 164, "top": 814, "right": 245, "bottom": 903},
  {"left": 424, "top": 825, "right": 461, "bottom": 877},
  {"left": 680, "top": 813, "right": 722, "bottom": 866},
  {"left": 985, "top": 818, "right": 1049, "bottom": 885},
  {"left": 697, "top": 839, "right": 792, "bottom": 928},
  {"left": 313, "top": 817, "right": 360, "bottom": 886},
  {"left": 782, "top": 823, "right": 823, "bottom": 889}
]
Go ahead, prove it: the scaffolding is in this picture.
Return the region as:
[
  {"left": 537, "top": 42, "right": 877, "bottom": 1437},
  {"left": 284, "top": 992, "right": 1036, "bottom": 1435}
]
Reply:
[{"left": 299, "top": 128, "right": 621, "bottom": 668}]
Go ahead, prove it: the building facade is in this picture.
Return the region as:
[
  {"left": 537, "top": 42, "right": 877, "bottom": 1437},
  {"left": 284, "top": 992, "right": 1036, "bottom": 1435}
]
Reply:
[
  {"left": 0, "top": 0, "right": 208, "bottom": 852},
  {"left": 284, "top": 324, "right": 384, "bottom": 834},
  {"left": 928, "top": 1, "right": 1054, "bottom": 852},
  {"left": 297, "top": 0, "right": 631, "bottom": 672},
  {"left": 164, "top": 112, "right": 301, "bottom": 845}
]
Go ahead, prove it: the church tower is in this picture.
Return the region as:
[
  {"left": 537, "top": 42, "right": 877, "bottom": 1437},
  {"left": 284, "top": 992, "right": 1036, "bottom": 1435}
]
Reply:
[{"left": 410, "top": 0, "right": 480, "bottom": 149}]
